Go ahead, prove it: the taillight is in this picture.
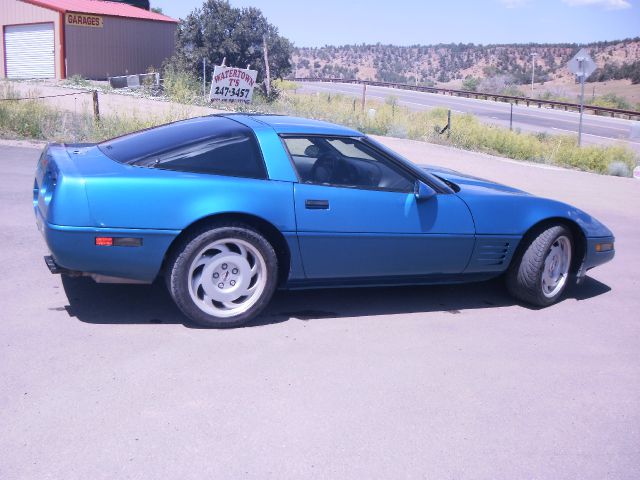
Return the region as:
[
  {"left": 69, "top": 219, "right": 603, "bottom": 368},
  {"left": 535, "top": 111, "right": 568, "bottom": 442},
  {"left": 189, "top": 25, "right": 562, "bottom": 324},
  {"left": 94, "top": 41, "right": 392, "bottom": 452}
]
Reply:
[
  {"left": 95, "top": 237, "right": 142, "bottom": 247},
  {"left": 95, "top": 237, "right": 114, "bottom": 246}
]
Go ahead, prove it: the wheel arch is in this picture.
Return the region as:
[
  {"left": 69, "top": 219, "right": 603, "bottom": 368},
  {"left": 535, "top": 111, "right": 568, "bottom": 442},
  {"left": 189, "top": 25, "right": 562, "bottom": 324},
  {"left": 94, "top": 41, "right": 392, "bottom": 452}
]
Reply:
[
  {"left": 513, "top": 217, "right": 586, "bottom": 274},
  {"left": 162, "top": 212, "right": 292, "bottom": 286}
]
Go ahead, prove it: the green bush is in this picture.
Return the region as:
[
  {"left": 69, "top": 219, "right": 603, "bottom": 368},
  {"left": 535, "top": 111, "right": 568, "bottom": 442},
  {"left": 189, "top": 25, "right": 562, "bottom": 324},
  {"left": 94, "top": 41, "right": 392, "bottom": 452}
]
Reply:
[
  {"left": 162, "top": 65, "right": 200, "bottom": 104},
  {"left": 501, "top": 85, "right": 526, "bottom": 97},
  {"left": 588, "top": 93, "right": 631, "bottom": 110},
  {"left": 64, "top": 74, "right": 91, "bottom": 88},
  {"left": 462, "top": 76, "right": 480, "bottom": 92},
  {"left": 607, "top": 161, "right": 631, "bottom": 177},
  {"left": 273, "top": 79, "right": 299, "bottom": 91}
]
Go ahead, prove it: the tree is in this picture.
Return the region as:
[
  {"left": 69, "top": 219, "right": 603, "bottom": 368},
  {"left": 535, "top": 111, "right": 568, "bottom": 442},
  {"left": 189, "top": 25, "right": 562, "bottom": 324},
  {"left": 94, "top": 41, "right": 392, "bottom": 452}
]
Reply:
[
  {"left": 111, "top": 0, "right": 150, "bottom": 10},
  {"left": 461, "top": 75, "right": 480, "bottom": 92},
  {"left": 172, "top": 0, "right": 293, "bottom": 88}
]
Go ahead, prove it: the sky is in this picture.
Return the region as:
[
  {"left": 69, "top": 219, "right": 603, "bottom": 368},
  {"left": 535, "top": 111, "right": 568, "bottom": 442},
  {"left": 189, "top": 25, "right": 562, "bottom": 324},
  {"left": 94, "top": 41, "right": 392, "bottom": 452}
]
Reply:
[{"left": 151, "top": 0, "right": 640, "bottom": 47}]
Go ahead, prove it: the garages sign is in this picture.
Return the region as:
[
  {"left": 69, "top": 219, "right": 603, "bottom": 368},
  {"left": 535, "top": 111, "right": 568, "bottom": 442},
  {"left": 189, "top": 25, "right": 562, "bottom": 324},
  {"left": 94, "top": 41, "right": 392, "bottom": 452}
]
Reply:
[
  {"left": 66, "top": 13, "right": 103, "bottom": 28},
  {"left": 209, "top": 66, "right": 258, "bottom": 102}
]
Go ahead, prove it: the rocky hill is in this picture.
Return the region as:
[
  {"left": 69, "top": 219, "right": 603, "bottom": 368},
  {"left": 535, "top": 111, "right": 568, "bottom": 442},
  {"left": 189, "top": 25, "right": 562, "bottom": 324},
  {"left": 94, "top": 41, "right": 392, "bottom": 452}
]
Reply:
[{"left": 292, "top": 38, "right": 640, "bottom": 87}]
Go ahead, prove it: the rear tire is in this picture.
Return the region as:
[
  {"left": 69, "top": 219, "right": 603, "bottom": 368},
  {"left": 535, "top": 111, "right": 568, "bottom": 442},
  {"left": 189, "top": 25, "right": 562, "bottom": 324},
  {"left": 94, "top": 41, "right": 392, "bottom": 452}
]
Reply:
[
  {"left": 506, "top": 225, "right": 573, "bottom": 307},
  {"left": 165, "top": 224, "right": 278, "bottom": 328}
]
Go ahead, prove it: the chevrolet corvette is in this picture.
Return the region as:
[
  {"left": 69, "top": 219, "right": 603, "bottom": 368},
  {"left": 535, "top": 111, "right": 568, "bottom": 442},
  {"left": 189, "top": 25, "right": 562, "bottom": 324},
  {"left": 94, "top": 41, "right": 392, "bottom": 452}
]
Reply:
[{"left": 34, "top": 114, "right": 615, "bottom": 327}]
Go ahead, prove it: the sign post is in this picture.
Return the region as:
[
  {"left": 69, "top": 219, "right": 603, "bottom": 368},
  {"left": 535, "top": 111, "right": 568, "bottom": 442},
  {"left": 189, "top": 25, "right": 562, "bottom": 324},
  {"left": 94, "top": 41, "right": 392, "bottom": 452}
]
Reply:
[
  {"left": 209, "top": 65, "right": 258, "bottom": 102},
  {"left": 567, "top": 48, "right": 597, "bottom": 147}
]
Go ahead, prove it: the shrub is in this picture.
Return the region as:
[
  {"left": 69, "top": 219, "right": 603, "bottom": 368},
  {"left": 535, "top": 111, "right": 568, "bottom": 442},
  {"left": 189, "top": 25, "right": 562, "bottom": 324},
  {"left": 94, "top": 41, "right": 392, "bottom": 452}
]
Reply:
[
  {"left": 162, "top": 64, "right": 200, "bottom": 104},
  {"left": 589, "top": 93, "right": 631, "bottom": 110},
  {"left": 64, "top": 74, "right": 91, "bottom": 88},
  {"left": 273, "top": 79, "right": 299, "bottom": 91},
  {"left": 462, "top": 76, "right": 480, "bottom": 92},
  {"left": 387, "top": 123, "right": 408, "bottom": 139},
  {"left": 607, "top": 161, "right": 632, "bottom": 177},
  {"left": 536, "top": 89, "right": 572, "bottom": 103}
]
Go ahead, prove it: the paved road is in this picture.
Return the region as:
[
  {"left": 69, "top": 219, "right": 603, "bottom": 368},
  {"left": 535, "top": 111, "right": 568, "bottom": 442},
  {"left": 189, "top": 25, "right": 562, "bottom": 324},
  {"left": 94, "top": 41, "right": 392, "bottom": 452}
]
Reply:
[
  {"left": 299, "top": 81, "right": 640, "bottom": 152},
  {"left": 1, "top": 142, "right": 639, "bottom": 479}
]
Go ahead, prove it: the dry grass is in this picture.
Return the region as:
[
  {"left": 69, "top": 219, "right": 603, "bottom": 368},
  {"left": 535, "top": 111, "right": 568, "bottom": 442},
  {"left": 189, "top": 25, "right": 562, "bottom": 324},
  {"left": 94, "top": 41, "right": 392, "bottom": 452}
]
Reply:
[
  {"left": 526, "top": 79, "right": 640, "bottom": 108},
  {"left": 255, "top": 92, "right": 638, "bottom": 176},
  {"left": 0, "top": 82, "right": 192, "bottom": 143},
  {"left": 1, "top": 80, "right": 637, "bottom": 177}
]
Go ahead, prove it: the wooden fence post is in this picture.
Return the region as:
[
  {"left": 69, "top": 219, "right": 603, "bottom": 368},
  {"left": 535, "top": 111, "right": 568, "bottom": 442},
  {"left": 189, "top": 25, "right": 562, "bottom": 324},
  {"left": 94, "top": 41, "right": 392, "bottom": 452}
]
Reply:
[
  {"left": 361, "top": 83, "right": 367, "bottom": 112},
  {"left": 92, "top": 90, "right": 100, "bottom": 122}
]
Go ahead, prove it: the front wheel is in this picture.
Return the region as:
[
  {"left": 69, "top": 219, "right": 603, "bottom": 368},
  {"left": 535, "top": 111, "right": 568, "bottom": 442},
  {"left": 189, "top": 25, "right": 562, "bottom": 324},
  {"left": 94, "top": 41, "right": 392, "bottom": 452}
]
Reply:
[
  {"left": 166, "top": 225, "right": 278, "bottom": 328},
  {"left": 506, "top": 225, "right": 573, "bottom": 307}
]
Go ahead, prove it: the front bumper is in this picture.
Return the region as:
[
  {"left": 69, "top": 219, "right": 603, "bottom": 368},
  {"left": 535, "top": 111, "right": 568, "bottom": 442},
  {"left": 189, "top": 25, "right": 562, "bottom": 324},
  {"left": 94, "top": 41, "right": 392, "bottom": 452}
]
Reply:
[{"left": 577, "top": 235, "right": 615, "bottom": 282}]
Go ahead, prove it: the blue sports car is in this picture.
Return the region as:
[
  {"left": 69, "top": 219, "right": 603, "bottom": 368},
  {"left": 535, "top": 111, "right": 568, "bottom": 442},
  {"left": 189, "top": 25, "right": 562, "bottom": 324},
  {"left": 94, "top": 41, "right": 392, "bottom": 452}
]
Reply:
[{"left": 34, "top": 114, "right": 615, "bottom": 327}]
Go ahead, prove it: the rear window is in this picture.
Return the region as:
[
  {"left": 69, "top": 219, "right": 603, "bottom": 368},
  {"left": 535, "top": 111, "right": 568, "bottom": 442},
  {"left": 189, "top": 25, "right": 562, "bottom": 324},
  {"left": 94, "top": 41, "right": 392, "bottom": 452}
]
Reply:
[{"left": 98, "top": 116, "right": 267, "bottom": 179}]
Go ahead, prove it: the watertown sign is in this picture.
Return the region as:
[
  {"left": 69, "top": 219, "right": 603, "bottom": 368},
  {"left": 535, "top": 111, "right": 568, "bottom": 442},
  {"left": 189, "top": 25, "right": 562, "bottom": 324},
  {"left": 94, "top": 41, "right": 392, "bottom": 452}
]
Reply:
[{"left": 209, "top": 66, "right": 258, "bottom": 102}]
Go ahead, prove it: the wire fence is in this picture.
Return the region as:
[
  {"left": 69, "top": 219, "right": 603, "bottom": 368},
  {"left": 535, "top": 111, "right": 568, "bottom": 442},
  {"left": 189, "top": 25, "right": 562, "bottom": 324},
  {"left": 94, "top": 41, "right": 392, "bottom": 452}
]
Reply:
[
  {"left": 0, "top": 89, "right": 101, "bottom": 120},
  {"left": 0, "top": 91, "right": 91, "bottom": 101}
]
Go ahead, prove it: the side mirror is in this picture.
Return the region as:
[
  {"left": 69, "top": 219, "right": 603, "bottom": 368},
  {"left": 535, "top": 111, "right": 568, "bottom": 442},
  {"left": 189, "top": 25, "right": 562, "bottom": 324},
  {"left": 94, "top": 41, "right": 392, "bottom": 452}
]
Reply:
[{"left": 414, "top": 180, "right": 436, "bottom": 201}]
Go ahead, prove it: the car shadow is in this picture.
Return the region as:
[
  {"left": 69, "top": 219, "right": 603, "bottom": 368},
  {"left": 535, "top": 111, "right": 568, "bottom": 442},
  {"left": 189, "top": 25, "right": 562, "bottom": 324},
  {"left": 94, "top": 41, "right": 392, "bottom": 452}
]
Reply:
[{"left": 59, "top": 275, "right": 612, "bottom": 328}]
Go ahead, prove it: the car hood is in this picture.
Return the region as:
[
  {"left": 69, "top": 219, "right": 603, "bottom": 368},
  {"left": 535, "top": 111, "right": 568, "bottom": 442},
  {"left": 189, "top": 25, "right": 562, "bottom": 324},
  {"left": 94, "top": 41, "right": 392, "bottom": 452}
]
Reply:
[
  {"left": 421, "top": 165, "right": 612, "bottom": 238},
  {"left": 422, "top": 165, "right": 529, "bottom": 196}
]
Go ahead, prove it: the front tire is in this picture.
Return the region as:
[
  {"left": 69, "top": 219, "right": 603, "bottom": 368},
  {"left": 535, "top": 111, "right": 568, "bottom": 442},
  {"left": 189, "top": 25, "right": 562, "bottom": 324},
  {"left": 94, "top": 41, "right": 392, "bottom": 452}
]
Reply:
[
  {"left": 506, "top": 225, "right": 573, "bottom": 307},
  {"left": 166, "top": 225, "right": 278, "bottom": 328}
]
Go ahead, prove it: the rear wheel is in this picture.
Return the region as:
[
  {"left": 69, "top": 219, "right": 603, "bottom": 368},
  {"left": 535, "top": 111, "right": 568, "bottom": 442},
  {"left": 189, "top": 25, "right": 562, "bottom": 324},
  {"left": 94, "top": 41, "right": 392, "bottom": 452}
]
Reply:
[
  {"left": 166, "top": 225, "right": 278, "bottom": 328},
  {"left": 506, "top": 225, "right": 573, "bottom": 307}
]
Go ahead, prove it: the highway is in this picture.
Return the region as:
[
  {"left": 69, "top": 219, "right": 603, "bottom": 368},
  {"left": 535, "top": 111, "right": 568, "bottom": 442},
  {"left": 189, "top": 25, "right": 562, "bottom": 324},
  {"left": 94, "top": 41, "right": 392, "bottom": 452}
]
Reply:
[{"left": 298, "top": 81, "right": 640, "bottom": 152}]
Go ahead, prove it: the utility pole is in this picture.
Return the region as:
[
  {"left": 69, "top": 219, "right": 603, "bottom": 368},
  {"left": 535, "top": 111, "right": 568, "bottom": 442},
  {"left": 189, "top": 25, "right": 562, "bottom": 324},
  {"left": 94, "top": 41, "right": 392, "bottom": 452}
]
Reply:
[
  {"left": 263, "top": 35, "right": 271, "bottom": 98},
  {"left": 202, "top": 58, "right": 206, "bottom": 98},
  {"left": 530, "top": 52, "right": 538, "bottom": 97}
]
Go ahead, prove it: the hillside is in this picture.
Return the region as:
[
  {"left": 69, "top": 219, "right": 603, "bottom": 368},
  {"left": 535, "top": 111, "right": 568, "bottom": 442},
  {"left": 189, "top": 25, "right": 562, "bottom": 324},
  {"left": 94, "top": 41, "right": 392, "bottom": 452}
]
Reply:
[{"left": 292, "top": 38, "right": 640, "bottom": 87}]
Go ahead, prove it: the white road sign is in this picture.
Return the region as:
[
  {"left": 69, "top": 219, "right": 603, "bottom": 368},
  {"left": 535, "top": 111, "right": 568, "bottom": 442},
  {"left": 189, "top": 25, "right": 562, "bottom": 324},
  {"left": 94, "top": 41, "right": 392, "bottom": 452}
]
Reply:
[
  {"left": 567, "top": 48, "right": 597, "bottom": 79},
  {"left": 210, "top": 66, "right": 258, "bottom": 102},
  {"left": 567, "top": 48, "right": 597, "bottom": 147}
]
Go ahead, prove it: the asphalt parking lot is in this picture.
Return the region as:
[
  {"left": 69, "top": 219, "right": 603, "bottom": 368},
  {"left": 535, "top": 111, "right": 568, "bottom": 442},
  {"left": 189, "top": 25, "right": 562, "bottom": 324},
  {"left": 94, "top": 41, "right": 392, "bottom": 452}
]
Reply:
[{"left": 1, "top": 141, "right": 639, "bottom": 479}]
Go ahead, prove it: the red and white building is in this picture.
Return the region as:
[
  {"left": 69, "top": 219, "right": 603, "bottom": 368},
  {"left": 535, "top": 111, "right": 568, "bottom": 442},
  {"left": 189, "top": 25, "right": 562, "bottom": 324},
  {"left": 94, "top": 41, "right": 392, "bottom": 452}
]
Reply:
[{"left": 0, "top": 0, "right": 178, "bottom": 80}]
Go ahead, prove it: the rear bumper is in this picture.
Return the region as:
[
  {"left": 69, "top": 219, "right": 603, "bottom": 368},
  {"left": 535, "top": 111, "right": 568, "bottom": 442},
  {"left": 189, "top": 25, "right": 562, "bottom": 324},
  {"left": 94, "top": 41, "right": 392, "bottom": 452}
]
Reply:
[
  {"left": 44, "top": 255, "right": 79, "bottom": 275},
  {"left": 36, "top": 209, "right": 179, "bottom": 283}
]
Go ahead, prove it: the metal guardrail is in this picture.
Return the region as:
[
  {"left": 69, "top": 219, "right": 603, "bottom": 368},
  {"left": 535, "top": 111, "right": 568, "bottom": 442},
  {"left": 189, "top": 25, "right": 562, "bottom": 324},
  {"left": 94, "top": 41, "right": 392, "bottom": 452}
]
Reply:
[{"left": 292, "top": 77, "right": 640, "bottom": 120}]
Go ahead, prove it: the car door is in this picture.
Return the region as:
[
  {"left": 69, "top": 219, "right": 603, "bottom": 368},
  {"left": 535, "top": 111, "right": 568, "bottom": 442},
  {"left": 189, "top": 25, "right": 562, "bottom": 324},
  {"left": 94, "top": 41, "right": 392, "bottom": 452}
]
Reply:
[{"left": 282, "top": 136, "right": 475, "bottom": 280}]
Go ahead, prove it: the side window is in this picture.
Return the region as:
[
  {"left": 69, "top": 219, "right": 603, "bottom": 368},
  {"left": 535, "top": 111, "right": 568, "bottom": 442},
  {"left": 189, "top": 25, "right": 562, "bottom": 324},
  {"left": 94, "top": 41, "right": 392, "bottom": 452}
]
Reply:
[
  {"left": 282, "top": 136, "right": 414, "bottom": 193},
  {"left": 134, "top": 130, "right": 266, "bottom": 179}
]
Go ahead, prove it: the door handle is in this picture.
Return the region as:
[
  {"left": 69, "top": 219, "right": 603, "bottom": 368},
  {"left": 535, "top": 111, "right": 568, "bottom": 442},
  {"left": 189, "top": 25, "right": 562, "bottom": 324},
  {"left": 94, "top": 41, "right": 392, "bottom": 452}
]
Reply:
[{"left": 305, "top": 199, "right": 329, "bottom": 210}]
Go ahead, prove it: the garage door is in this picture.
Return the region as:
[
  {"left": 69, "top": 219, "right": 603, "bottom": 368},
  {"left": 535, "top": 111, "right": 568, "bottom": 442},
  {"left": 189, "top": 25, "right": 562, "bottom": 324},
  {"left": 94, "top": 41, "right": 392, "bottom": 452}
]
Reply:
[{"left": 4, "top": 23, "right": 55, "bottom": 79}]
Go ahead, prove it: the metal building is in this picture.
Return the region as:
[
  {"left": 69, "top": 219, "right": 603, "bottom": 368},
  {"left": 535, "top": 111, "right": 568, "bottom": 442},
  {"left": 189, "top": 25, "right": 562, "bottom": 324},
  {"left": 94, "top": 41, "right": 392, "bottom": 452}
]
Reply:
[{"left": 0, "top": 0, "right": 177, "bottom": 80}]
